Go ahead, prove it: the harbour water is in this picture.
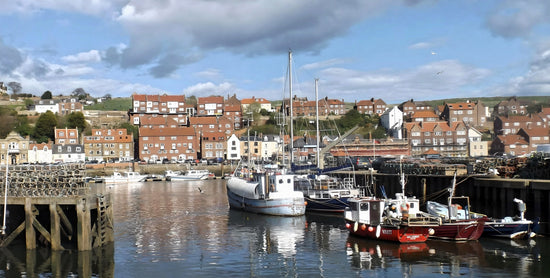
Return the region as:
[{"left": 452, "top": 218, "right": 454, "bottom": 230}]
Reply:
[{"left": 0, "top": 179, "right": 548, "bottom": 277}]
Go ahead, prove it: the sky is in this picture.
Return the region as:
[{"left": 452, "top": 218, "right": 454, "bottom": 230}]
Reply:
[{"left": 0, "top": 0, "right": 549, "bottom": 104}]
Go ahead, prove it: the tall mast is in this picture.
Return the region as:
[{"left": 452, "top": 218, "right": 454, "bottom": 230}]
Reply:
[
  {"left": 315, "top": 78, "right": 320, "bottom": 167},
  {"left": 289, "top": 50, "right": 294, "bottom": 166}
]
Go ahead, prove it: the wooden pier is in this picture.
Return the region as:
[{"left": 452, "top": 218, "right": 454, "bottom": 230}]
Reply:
[{"left": 0, "top": 164, "right": 113, "bottom": 251}]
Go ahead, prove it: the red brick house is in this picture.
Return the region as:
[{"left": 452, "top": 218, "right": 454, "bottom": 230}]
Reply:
[
  {"left": 404, "top": 121, "right": 468, "bottom": 157},
  {"left": 130, "top": 94, "right": 192, "bottom": 125},
  {"left": 355, "top": 98, "right": 386, "bottom": 116},
  {"left": 494, "top": 115, "right": 547, "bottom": 135},
  {"left": 410, "top": 110, "right": 440, "bottom": 123},
  {"left": 490, "top": 134, "right": 529, "bottom": 156},
  {"left": 224, "top": 94, "right": 242, "bottom": 130},
  {"left": 494, "top": 96, "right": 528, "bottom": 116},
  {"left": 189, "top": 116, "right": 234, "bottom": 135},
  {"left": 517, "top": 128, "right": 550, "bottom": 151},
  {"left": 319, "top": 97, "right": 346, "bottom": 115},
  {"left": 138, "top": 127, "right": 198, "bottom": 162},
  {"left": 197, "top": 95, "right": 224, "bottom": 116},
  {"left": 398, "top": 99, "right": 432, "bottom": 119},
  {"left": 58, "top": 98, "right": 83, "bottom": 116},
  {"left": 83, "top": 128, "right": 134, "bottom": 162},
  {"left": 201, "top": 131, "right": 228, "bottom": 159}
]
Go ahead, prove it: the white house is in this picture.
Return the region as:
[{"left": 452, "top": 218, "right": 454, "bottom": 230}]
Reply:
[
  {"left": 226, "top": 134, "right": 241, "bottom": 161},
  {"left": 468, "top": 127, "right": 488, "bottom": 157},
  {"left": 260, "top": 135, "right": 282, "bottom": 161},
  {"left": 35, "top": 99, "right": 59, "bottom": 114},
  {"left": 52, "top": 144, "right": 85, "bottom": 163},
  {"left": 28, "top": 142, "right": 53, "bottom": 164},
  {"left": 381, "top": 106, "right": 403, "bottom": 139}
]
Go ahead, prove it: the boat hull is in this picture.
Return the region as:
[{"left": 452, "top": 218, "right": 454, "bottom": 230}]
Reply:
[
  {"left": 344, "top": 220, "right": 432, "bottom": 243},
  {"left": 430, "top": 219, "right": 486, "bottom": 241},
  {"left": 304, "top": 196, "right": 352, "bottom": 213},
  {"left": 227, "top": 187, "right": 306, "bottom": 216},
  {"left": 483, "top": 218, "right": 539, "bottom": 239}
]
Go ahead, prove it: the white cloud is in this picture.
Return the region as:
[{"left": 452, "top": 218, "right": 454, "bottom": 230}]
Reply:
[
  {"left": 182, "top": 82, "right": 235, "bottom": 97},
  {"left": 62, "top": 50, "right": 101, "bottom": 63}
]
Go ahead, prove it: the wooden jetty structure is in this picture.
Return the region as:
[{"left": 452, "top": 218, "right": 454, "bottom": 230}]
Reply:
[{"left": 0, "top": 164, "right": 113, "bottom": 251}]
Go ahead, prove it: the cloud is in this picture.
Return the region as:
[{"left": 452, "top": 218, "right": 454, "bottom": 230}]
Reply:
[
  {"left": 485, "top": 0, "right": 550, "bottom": 38},
  {"left": 148, "top": 52, "right": 203, "bottom": 78},
  {"left": 308, "top": 60, "right": 491, "bottom": 103},
  {"left": 62, "top": 50, "right": 101, "bottom": 63},
  {"left": 301, "top": 58, "right": 348, "bottom": 71},
  {"left": 182, "top": 82, "right": 235, "bottom": 97},
  {"left": 109, "top": 0, "right": 416, "bottom": 77},
  {"left": 0, "top": 39, "right": 24, "bottom": 75},
  {"left": 500, "top": 44, "right": 550, "bottom": 96}
]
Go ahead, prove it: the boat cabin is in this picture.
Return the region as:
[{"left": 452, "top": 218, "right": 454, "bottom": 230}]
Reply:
[
  {"left": 345, "top": 198, "right": 384, "bottom": 225},
  {"left": 252, "top": 173, "right": 296, "bottom": 199},
  {"left": 426, "top": 196, "right": 473, "bottom": 220}
]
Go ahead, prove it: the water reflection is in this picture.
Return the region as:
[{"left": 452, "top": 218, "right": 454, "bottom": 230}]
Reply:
[
  {"left": 0, "top": 243, "right": 114, "bottom": 277},
  {"left": 228, "top": 210, "right": 305, "bottom": 258},
  {"left": 346, "top": 236, "right": 430, "bottom": 270},
  {"left": 0, "top": 180, "right": 547, "bottom": 277}
]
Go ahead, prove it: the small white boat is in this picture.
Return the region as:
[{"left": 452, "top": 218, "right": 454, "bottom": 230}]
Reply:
[
  {"left": 104, "top": 171, "right": 147, "bottom": 184},
  {"left": 165, "top": 169, "right": 213, "bottom": 181}
]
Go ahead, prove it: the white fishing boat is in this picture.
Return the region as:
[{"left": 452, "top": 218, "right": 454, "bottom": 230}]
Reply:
[
  {"left": 226, "top": 167, "right": 306, "bottom": 216},
  {"left": 104, "top": 171, "right": 147, "bottom": 184},
  {"left": 165, "top": 169, "right": 213, "bottom": 181}
]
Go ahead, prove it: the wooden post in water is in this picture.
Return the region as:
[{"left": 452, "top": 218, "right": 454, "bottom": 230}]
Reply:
[
  {"left": 24, "top": 198, "right": 36, "bottom": 250},
  {"left": 49, "top": 203, "right": 62, "bottom": 250},
  {"left": 77, "top": 197, "right": 91, "bottom": 251}
]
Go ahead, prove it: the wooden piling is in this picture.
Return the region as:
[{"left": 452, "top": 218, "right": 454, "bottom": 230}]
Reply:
[{"left": 0, "top": 164, "right": 113, "bottom": 251}]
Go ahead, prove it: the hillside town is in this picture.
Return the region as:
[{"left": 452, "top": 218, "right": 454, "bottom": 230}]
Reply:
[{"left": 1, "top": 90, "right": 549, "bottom": 168}]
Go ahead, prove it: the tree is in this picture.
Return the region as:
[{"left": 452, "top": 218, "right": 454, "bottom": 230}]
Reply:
[
  {"left": 33, "top": 111, "right": 57, "bottom": 143},
  {"left": 71, "top": 88, "right": 89, "bottom": 100},
  {"left": 41, "top": 91, "right": 53, "bottom": 99},
  {"left": 0, "top": 107, "right": 17, "bottom": 138},
  {"left": 65, "top": 112, "right": 87, "bottom": 132},
  {"left": 7, "top": 82, "right": 21, "bottom": 99},
  {"left": 15, "top": 115, "right": 32, "bottom": 137}
]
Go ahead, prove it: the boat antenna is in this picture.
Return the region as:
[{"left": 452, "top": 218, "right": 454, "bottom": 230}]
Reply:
[
  {"left": 315, "top": 78, "right": 320, "bottom": 167},
  {"left": 288, "top": 50, "right": 294, "bottom": 167},
  {"left": 2, "top": 162, "right": 9, "bottom": 235}
]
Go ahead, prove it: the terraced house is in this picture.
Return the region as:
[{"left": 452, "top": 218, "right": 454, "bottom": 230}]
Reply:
[{"left": 83, "top": 128, "right": 134, "bottom": 162}]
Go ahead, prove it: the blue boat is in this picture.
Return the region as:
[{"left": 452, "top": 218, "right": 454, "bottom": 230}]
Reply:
[
  {"left": 226, "top": 169, "right": 306, "bottom": 216},
  {"left": 482, "top": 199, "right": 539, "bottom": 239},
  {"left": 294, "top": 174, "right": 362, "bottom": 213}
]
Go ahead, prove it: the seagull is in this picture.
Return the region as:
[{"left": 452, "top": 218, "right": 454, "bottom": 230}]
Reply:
[
  {"left": 431, "top": 51, "right": 437, "bottom": 55},
  {"left": 436, "top": 71, "right": 444, "bottom": 75}
]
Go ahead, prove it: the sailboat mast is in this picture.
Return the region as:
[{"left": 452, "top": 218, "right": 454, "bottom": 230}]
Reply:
[
  {"left": 315, "top": 78, "right": 320, "bottom": 167},
  {"left": 289, "top": 50, "right": 294, "bottom": 166}
]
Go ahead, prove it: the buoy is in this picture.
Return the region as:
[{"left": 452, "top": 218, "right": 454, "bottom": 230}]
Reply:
[
  {"left": 353, "top": 222, "right": 358, "bottom": 232},
  {"left": 361, "top": 224, "right": 366, "bottom": 231},
  {"left": 345, "top": 223, "right": 350, "bottom": 229},
  {"left": 304, "top": 201, "right": 308, "bottom": 206},
  {"left": 368, "top": 226, "right": 374, "bottom": 232},
  {"left": 376, "top": 225, "right": 381, "bottom": 238},
  {"left": 429, "top": 228, "right": 435, "bottom": 235}
]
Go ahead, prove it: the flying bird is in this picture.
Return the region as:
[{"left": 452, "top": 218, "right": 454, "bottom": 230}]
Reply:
[
  {"left": 436, "top": 71, "right": 444, "bottom": 75},
  {"left": 197, "top": 187, "right": 204, "bottom": 193},
  {"left": 431, "top": 51, "right": 437, "bottom": 55}
]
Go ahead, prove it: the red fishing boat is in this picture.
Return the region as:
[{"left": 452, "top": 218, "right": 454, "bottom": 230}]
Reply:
[
  {"left": 344, "top": 194, "right": 441, "bottom": 243},
  {"left": 426, "top": 173, "right": 488, "bottom": 241},
  {"left": 345, "top": 163, "right": 440, "bottom": 243}
]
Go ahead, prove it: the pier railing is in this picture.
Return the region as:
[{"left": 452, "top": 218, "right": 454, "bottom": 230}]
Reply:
[{"left": 0, "top": 164, "right": 89, "bottom": 197}]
